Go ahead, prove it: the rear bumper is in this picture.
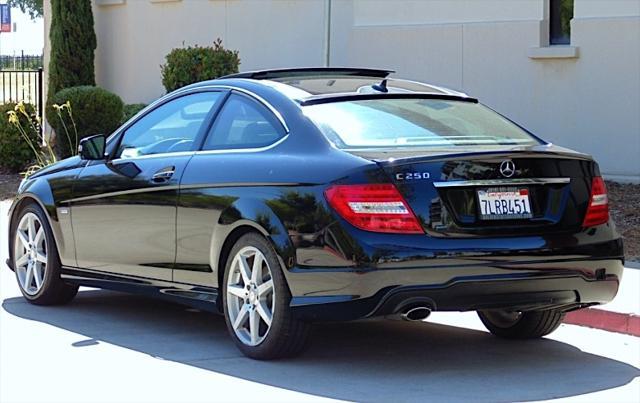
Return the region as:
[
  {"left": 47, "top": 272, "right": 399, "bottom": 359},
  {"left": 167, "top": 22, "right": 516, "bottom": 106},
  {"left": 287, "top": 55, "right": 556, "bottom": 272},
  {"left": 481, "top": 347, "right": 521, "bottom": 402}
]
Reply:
[{"left": 289, "top": 255, "right": 624, "bottom": 321}]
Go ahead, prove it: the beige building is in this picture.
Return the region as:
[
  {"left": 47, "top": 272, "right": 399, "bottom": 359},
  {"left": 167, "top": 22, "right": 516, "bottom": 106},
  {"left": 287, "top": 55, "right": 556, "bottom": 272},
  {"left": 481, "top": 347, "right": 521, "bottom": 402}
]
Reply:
[{"left": 44, "top": 0, "right": 640, "bottom": 182}]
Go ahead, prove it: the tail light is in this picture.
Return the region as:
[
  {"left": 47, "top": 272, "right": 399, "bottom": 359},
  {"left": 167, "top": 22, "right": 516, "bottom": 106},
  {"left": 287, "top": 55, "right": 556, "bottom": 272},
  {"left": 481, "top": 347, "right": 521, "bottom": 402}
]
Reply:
[
  {"left": 582, "top": 177, "right": 609, "bottom": 227},
  {"left": 324, "top": 184, "right": 423, "bottom": 234}
]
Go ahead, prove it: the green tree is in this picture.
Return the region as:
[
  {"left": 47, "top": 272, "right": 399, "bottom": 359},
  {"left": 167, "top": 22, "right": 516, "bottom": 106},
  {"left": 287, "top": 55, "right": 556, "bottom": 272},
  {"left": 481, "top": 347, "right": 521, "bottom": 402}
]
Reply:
[
  {"left": 7, "top": 0, "right": 43, "bottom": 20},
  {"left": 47, "top": 0, "right": 96, "bottom": 101}
]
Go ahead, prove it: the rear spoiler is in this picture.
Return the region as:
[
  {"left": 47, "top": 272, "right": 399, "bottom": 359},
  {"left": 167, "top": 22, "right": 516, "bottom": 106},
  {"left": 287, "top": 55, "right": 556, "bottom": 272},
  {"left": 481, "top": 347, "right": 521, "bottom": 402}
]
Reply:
[
  {"left": 221, "top": 67, "right": 394, "bottom": 80},
  {"left": 298, "top": 92, "right": 479, "bottom": 106}
]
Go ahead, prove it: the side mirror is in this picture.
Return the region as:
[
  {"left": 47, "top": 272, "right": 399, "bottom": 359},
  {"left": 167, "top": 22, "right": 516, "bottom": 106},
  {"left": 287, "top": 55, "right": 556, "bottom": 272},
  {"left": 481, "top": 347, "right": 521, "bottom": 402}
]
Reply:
[{"left": 79, "top": 135, "right": 106, "bottom": 160}]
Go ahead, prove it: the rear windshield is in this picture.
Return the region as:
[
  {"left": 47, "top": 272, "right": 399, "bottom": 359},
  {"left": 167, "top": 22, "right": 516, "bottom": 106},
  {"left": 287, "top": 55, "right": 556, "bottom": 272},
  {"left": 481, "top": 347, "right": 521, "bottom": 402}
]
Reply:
[{"left": 302, "top": 98, "right": 540, "bottom": 149}]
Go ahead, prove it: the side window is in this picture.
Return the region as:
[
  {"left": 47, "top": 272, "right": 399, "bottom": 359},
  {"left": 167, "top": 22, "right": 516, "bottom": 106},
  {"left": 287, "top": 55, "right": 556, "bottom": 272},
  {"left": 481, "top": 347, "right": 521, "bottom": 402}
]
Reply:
[
  {"left": 116, "top": 92, "right": 222, "bottom": 158},
  {"left": 202, "top": 94, "right": 285, "bottom": 151}
]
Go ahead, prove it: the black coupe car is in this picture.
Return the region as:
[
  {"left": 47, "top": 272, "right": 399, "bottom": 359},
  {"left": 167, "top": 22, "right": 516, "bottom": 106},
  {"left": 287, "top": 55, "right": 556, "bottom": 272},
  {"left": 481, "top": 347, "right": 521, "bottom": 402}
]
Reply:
[{"left": 7, "top": 68, "right": 624, "bottom": 359}]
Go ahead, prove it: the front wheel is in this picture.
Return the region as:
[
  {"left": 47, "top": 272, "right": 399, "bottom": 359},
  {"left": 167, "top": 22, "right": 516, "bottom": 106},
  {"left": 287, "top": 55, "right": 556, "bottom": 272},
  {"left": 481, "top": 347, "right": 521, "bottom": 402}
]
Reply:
[
  {"left": 222, "top": 233, "right": 311, "bottom": 360},
  {"left": 11, "top": 203, "right": 78, "bottom": 305},
  {"left": 478, "top": 309, "right": 565, "bottom": 339}
]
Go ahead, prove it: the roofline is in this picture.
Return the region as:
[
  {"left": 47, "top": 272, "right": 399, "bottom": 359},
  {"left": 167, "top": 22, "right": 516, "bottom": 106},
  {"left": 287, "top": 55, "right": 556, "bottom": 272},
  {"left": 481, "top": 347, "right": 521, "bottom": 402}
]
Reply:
[
  {"left": 298, "top": 92, "right": 478, "bottom": 106},
  {"left": 220, "top": 67, "right": 394, "bottom": 80}
]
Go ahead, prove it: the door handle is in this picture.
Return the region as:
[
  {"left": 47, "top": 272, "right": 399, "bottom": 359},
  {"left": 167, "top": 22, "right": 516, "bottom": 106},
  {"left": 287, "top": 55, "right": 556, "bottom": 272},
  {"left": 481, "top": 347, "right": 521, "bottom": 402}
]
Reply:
[{"left": 152, "top": 166, "right": 175, "bottom": 183}]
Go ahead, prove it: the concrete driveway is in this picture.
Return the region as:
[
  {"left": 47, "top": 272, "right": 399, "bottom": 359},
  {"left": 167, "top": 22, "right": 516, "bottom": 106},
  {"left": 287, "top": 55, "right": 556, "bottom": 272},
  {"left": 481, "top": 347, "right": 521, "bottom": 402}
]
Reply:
[{"left": 1, "top": 200, "right": 639, "bottom": 402}]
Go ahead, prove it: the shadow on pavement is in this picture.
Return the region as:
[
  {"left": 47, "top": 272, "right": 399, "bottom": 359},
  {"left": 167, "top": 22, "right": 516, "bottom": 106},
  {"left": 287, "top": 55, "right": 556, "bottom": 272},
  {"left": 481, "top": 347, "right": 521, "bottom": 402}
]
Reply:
[{"left": 3, "top": 289, "right": 639, "bottom": 402}]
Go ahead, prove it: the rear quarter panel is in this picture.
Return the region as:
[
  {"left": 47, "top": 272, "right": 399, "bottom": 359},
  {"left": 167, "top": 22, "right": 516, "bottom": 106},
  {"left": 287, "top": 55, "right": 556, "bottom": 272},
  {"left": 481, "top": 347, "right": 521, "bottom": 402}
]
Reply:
[{"left": 174, "top": 148, "right": 376, "bottom": 288}]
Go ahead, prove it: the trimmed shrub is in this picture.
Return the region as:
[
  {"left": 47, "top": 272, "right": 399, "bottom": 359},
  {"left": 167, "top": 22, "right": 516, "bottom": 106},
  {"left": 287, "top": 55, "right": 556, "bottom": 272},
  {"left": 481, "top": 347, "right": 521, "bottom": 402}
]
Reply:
[
  {"left": 121, "top": 103, "right": 147, "bottom": 125},
  {"left": 0, "top": 102, "right": 40, "bottom": 172},
  {"left": 47, "top": 0, "right": 96, "bottom": 99},
  {"left": 161, "top": 38, "right": 240, "bottom": 93},
  {"left": 46, "top": 86, "right": 124, "bottom": 159}
]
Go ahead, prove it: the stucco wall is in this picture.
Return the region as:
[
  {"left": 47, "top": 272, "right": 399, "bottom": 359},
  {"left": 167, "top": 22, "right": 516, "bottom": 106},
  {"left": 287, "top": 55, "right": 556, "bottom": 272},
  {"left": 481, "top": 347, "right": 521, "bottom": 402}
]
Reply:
[
  {"left": 43, "top": 0, "right": 640, "bottom": 181},
  {"left": 91, "top": 0, "right": 327, "bottom": 103}
]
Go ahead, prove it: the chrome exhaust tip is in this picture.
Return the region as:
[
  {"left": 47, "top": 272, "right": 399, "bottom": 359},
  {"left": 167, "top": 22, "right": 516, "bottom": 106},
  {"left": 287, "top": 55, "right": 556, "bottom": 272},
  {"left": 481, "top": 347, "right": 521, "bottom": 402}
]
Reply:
[{"left": 401, "top": 306, "right": 432, "bottom": 321}]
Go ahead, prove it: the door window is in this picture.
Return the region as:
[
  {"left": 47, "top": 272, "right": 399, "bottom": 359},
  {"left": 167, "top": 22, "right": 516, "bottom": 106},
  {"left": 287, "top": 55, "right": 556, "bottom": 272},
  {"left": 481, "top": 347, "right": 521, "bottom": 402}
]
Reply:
[
  {"left": 202, "top": 94, "right": 285, "bottom": 150},
  {"left": 116, "top": 92, "right": 222, "bottom": 158}
]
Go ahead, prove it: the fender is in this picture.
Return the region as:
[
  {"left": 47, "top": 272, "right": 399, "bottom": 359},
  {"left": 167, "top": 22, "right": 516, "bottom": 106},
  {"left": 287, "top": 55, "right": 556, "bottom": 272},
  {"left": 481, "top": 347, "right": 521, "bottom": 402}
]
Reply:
[
  {"left": 8, "top": 160, "right": 85, "bottom": 269},
  {"left": 9, "top": 178, "right": 57, "bottom": 220},
  {"left": 7, "top": 185, "right": 74, "bottom": 269},
  {"left": 210, "top": 197, "right": 294, "bottom": 288}
]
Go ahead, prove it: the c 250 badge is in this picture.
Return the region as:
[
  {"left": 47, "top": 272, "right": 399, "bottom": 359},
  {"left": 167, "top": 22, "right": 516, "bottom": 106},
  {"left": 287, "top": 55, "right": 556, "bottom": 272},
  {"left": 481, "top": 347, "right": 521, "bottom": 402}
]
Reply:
[{"left": 395, "top": 172, "right": 431, "bottom": 181}]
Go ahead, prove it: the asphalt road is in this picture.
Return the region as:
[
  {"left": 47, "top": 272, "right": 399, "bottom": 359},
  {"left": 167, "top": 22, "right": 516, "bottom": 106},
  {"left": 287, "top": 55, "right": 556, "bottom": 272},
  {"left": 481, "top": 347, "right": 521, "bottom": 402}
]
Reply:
[{"left": 1, "top": 201, "right": 639, "bottom": 403}]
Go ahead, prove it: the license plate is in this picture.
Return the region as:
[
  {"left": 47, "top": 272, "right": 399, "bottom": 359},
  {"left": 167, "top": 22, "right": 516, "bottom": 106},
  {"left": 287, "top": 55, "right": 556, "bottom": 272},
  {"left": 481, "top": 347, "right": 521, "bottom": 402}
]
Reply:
[{"left": 477, "top": 187, "right": 532, "bottom": 220}]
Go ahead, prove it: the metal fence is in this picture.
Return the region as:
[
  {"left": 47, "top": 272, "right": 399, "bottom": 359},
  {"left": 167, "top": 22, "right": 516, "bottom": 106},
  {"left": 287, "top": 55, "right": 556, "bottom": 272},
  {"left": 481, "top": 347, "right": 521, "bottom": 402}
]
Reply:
[
  {"left": 0, "top": 68, "right": 44, "bottom": 126},
  {"left": 0, "top": 53, "right": 43, "bottom": 70}
]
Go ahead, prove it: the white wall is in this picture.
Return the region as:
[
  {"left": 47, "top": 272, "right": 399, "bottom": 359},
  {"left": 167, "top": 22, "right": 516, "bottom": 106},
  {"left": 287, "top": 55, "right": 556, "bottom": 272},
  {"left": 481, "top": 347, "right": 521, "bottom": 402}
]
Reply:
[
  {"left": 352, "top": 0, "right": 543, "bottom": 26},
  {"left": 574, "top": 0, "right": 640, "bottom": 18},
  {"left": 92, "top": 0, "right": 327, "bottom": 103},
  {"left": 43, "top": 0, "right": 640, "bottom": 181}
]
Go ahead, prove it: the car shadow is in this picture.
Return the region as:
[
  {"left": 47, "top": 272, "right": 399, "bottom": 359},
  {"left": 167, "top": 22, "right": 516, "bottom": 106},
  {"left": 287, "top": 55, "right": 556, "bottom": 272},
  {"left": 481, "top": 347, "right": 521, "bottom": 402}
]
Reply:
[{"left": 3, "top": 289, "right": 639, "bottom": 402}]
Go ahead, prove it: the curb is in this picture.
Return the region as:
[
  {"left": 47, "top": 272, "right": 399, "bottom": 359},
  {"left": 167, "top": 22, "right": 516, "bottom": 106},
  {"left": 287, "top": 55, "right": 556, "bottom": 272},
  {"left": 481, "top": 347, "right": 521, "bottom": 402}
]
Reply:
[
  {"left": 625, "top": 260, "right": 640, "bottom": 269},
  {"left": 565, "top": 308, "right": 640, "bottom": 337}
]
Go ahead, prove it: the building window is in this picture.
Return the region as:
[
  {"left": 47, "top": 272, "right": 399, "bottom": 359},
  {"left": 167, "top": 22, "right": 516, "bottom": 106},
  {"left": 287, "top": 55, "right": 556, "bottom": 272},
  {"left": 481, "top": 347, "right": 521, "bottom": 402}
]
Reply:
[{"left": 549, "top": 0, "right": 574, "bottom": 45}]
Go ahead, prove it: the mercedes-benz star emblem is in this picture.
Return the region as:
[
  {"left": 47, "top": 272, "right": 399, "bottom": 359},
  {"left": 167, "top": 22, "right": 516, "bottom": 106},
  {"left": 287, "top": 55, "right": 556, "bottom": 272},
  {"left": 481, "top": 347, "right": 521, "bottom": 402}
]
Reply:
[{"left": 499, "top": 160, "right": 516, "bottom": 178}]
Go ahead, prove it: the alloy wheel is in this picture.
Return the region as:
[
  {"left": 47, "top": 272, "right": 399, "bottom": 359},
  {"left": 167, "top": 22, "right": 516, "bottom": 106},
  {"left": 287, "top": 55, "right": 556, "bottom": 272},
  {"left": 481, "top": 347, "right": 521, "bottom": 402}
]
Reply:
[
  {"left": 14, "top": 212, "right": 47, "bottom": 295},
  {"left": 226, "top": 246, "right": 275, "bottom": 346}
]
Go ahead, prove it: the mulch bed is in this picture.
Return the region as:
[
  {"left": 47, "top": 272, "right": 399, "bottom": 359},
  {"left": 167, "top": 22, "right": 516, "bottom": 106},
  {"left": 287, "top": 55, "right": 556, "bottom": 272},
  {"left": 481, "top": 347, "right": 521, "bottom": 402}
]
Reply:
[
  {"left": 0, "top": 171, "right": 21, "bottom": 202},
  {"left": 0, "top": 172, "right": 638, "bottom": 260},
  {"left": 607, "top": 181, "right": 640, "bottom": 261}
]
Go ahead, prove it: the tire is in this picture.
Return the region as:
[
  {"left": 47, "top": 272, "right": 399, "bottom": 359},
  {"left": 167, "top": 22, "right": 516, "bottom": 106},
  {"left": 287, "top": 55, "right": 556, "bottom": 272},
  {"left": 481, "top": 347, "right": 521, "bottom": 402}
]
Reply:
[
  {"left": 222, "top": 232, "right": 311, "bottom": 360},
  {"left": 478, "top": 309, "right": 565, "bottom": 339},
  {"left": 10, "top": 202, "right": 78, "bottom": 305}
]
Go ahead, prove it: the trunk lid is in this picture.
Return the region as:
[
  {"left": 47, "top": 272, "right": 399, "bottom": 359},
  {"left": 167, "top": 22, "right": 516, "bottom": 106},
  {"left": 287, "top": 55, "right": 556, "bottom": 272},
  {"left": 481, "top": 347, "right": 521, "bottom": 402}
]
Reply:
[{"left": 349, "top": 145, "right": 598, "bottom": 237}]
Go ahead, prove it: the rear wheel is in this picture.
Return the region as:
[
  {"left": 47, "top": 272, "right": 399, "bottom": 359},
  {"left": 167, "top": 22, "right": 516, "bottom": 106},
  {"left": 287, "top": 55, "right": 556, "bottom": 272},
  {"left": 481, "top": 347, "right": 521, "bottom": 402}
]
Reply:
[
  {"left": 478, "top": 309, "right": 565, "bottom": 339},
  {"left": 222, "top": 233, "right": 311, "bottom": 360},
  {"left": 11, "top": 203, "right": 78, "bottom": 305}
]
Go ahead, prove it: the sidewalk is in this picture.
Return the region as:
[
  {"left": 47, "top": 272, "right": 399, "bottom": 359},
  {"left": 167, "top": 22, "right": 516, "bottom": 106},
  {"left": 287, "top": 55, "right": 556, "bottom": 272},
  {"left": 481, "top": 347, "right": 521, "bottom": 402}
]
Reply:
[{"left": 565, "top": 265, "right": 640, "bottom": 336}]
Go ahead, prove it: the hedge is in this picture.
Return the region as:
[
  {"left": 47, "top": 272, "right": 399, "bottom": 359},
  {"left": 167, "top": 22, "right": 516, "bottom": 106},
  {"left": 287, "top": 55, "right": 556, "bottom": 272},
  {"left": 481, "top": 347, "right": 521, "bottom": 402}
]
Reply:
[
  {"left": 161, "top": 38, "right": 240, "bottom": 92},
  {"left": 121, "top": 103, "right": 147, "bottom": 125},
  {"left": 0, "top": 102, "right": 40, "bottom": 172},
  {"left": 46, "top": 86, "right": 124, "bottom": 159}
]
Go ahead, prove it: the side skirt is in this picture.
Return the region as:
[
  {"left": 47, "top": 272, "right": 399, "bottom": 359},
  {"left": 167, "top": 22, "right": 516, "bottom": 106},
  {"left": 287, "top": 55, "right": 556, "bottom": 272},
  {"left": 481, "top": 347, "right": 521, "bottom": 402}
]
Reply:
[{"left": 60, "top": 267, "right": 221, "bottom": 313}]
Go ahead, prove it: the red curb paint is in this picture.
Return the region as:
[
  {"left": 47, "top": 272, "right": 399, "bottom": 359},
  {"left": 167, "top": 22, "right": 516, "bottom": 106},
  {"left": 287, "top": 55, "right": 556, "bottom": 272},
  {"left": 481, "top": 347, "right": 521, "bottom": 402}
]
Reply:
[{"left": 565, "top": 308, "right": 640, "bottom": 337}]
